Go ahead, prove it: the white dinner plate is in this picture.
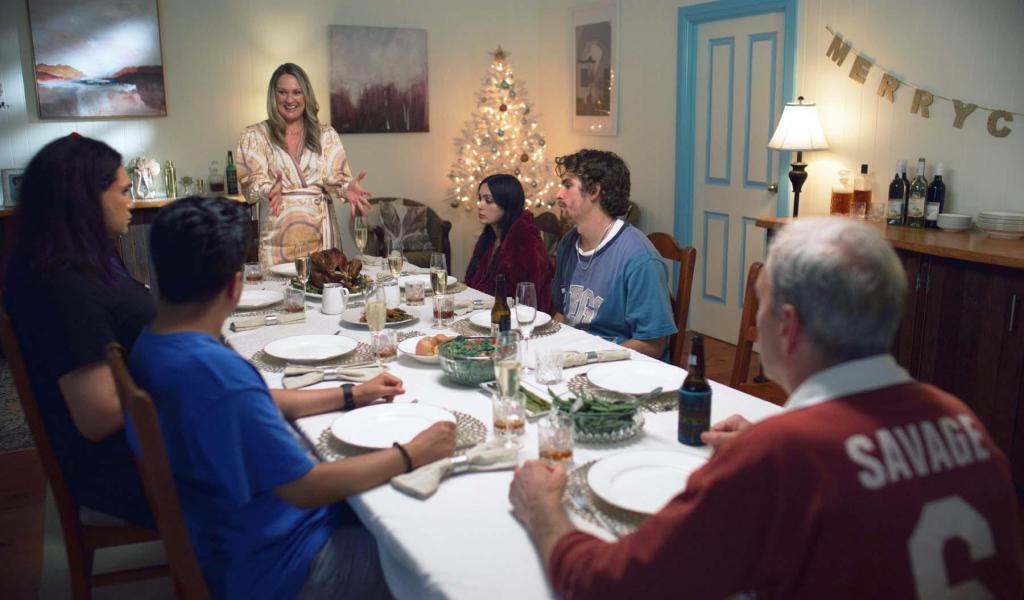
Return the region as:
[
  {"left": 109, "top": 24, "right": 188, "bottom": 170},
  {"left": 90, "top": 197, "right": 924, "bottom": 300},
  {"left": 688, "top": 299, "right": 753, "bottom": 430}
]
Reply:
[
  {"left": 398, "top": 273, "right": 457, "bottom": 288},
  {"left": 587, "top": 361, "right": 685, "bottom": 395},
  {"left": 237, "top": 290, "right": 283, "bottom": 310},
  {"left": 270, "top": 262, "right": 298, "bottom": 277},
  {"left": 468, "top": 309, "right": 552, "bottom": 330},
  {"left": 263, "top": 334, "right": 358, "bottom": 363},
  {"left": 289, "top": 281, "right": 366, "bottom": 300},
  {"left": 330, "top": 403, "right": 456, "bottom": 449},
  {"left": 398, "top": 336, "right": 440, "bottom": 364},
  {"left": 340, "top": 305, "right": 419, "bottom": 328},
  {"left": 587, "top": 450, "right": 706, "bottom": 514}
]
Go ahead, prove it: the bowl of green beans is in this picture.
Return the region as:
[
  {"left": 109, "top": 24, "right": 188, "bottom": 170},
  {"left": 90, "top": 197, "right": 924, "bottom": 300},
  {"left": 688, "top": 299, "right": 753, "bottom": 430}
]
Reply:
[
  {"left": 551, "top": 390, "right": 645, "bottom": 443},
  {"left": 437, "top": 336, "right": 496, "bottom": 386}
]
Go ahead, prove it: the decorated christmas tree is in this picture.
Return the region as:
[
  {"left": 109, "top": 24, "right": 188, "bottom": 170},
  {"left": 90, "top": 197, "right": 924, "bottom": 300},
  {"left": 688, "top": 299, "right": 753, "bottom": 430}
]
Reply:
[{"left": 447, "top": 47, "right": 559, "bottom": 210}]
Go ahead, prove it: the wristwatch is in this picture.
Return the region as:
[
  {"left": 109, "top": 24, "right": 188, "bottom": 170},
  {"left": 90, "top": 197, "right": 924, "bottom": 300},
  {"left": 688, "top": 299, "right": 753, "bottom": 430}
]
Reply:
[{"left": 341, "top": 383, "right": 356, "bottom": 411}]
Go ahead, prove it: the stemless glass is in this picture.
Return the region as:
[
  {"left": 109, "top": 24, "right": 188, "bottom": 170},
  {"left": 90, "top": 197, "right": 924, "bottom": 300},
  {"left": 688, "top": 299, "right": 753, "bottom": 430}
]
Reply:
[
  {"left": 429, "top": 252, "right": 448, "bottom": 295},
  {"left": 387, "top": 239, "right": 404, "bottom": 277},
  {"left": 243, "top": 262, "right": 264, "bottom": 289},
  {"left": 353, "top": 215, "right": 368, "bottom": 259},
  {"left": 515, "top": 282, "right": 538, "bottom": 371}
]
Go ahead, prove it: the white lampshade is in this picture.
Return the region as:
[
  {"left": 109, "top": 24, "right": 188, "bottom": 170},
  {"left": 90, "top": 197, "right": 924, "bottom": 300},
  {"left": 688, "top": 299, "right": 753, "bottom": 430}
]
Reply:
[{"left": 767, "top": 97, "right": 829, "bottom": 152}]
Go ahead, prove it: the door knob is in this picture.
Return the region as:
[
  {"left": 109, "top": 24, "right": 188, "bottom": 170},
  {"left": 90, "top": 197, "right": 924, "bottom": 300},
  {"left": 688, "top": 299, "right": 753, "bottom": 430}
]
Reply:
[{"left": 768, "top": 183, "right": 778, "bottom": 194}]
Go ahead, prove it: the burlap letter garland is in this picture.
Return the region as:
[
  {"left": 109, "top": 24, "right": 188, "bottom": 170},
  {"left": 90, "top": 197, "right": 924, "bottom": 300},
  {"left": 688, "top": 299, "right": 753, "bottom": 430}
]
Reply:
[{"left": 825, "top": 25, "right": 1020, "bottom": 139}]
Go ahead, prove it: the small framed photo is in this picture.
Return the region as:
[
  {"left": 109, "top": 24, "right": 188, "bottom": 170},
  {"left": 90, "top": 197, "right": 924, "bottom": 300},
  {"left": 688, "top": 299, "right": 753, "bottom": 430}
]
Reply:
[
  {"left": 2, "top": 169, "right": 25, "bottom": 207},
  {"left": 571, "top": 1, "right": 620, "bottom": 136}
]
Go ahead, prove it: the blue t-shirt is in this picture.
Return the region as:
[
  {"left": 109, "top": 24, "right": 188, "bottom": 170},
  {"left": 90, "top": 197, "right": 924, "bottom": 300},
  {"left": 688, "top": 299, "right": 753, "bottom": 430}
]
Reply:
[
  {"left": 128, "top": 328, "right": 333, "bottom": 600},
  {"left": 553, "top": 222, "right": 677, "bottom": 346}
]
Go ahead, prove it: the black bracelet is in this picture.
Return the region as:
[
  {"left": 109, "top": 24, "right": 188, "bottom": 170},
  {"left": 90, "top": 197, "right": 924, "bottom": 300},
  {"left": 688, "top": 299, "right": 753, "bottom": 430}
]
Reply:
[
  {"left": 341, "top": 384, "right": 356, "bottom": 411},
  {"left": 392, "top": 442, "right": 413, "bottom": 473}
]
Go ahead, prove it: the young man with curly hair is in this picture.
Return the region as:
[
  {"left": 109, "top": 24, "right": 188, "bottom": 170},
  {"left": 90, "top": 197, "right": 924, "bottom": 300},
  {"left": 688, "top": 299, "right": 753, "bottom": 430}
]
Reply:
[{"left": 551, "top": 149, "right": 675, "bottom": 359}]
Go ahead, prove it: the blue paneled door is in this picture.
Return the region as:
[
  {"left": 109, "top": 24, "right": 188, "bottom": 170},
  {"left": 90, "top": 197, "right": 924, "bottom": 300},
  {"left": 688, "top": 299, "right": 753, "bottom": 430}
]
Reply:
[{"left": 687, "top": 11, "right": 786, "bottom": 343}]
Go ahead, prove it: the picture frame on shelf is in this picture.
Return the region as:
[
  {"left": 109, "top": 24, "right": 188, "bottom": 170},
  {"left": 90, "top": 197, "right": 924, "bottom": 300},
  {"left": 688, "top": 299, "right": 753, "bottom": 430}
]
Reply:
[
  {"left": 2, "top": 169, "right": 25, "bottom": 208},
  {"left": 571, "top": 1, "right": 620, "bottom": 136}
]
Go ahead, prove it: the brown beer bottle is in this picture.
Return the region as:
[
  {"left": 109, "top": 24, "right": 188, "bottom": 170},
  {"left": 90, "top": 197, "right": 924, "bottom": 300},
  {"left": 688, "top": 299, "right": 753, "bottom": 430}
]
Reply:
[
  {"left": 678, "top": 334, "right": 712, "bottom": 446},
  {"left": 491, "top": 274, "right": 511, "bottom": 336}
]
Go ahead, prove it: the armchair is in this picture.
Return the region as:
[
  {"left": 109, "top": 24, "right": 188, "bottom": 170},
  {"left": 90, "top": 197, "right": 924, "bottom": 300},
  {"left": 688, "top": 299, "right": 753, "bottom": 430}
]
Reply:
[{"left": 352, "top": 197, "right": 452, "bottom": 268}]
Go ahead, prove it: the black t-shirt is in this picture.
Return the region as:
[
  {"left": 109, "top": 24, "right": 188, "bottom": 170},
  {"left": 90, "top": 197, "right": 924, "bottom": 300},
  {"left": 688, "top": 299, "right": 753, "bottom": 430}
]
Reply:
[{"left": 6, "top": 260, "right": 156, "bottom": 524}]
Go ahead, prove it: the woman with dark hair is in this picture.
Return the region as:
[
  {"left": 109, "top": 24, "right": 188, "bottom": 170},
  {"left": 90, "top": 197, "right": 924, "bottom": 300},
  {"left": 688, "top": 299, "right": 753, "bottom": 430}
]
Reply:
[
  {"left": 4, "top": 133, "right": 154, "bottom": 526},
  {"left": 464, "top": 174, "right": 553, "bottom": 313},
  {"left": 236, "top": 62, "right": 373, "bottom": 266}
]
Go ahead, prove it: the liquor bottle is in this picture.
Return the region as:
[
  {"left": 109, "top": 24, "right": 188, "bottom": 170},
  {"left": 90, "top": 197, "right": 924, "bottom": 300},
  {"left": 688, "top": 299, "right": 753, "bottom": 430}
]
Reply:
[
  {"left": 907, "top": 158, "right": 928, "bottom": 228},
  {"left": 491, "top": 274, "right": 511, "bottom": 336},
  {"left": 887, "top": 162, "right": 906, "bottom": 226},
  {"left": 208, "top": 160, "right": 226, "bottom": 194},
  {"left": 226, "top": 151, "right": 239, "bottom": 195},
  {"left": 925, "top": 163, "right": 946, "bottom": 228},
  {"left": 678, "top": 334, "right": 711, "bottom": 446},
  {"left": 164, "top": 160, "right": 177, "bottom": 198},
  {"left": 852, "top": 163, "right": 871, "bottom": 220}
]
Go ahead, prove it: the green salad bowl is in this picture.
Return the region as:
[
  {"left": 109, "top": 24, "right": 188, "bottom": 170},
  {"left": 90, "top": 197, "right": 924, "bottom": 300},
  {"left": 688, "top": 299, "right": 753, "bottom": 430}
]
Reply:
[{"left": 438, "top": 336, "right": 495, "bottom": 386}]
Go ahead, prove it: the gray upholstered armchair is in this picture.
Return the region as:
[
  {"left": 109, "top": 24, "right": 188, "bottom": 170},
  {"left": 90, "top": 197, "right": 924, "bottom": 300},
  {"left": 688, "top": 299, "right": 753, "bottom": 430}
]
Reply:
[{"left": 353, "top": 197, "right": 452, "bottom": 268}]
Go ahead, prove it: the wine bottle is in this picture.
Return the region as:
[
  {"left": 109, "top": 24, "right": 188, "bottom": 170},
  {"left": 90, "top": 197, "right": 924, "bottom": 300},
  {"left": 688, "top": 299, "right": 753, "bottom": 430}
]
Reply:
[
  {"left": 925, "top": 163, "right": 946, "bottom": 228},
  {"left": 907, "top": 158, "right": 928, "bottom": 228},
  {"left": 901, "top": 160, "right": 911, "bottom": 221},
  {"left": 852, "top": 163, "right": 871, "bottom": 220},
  {"left": 678, "top": 334, "right": 711, "bottom": 446},
  {"left": 491, "top": 274, "right": 511, "bottom": 336},
  {"left": 226, "top": 151, "right": 239, "bottom": 195},
  {"left": 887, "top": 161, "right": 906, "bottom": 226}
]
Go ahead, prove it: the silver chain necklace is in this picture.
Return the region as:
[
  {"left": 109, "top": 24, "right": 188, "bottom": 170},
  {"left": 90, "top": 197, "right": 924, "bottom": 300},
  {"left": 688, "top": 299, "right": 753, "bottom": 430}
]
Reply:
[{"left": 575, "top": 220, "right": 616, "bottom": 272}]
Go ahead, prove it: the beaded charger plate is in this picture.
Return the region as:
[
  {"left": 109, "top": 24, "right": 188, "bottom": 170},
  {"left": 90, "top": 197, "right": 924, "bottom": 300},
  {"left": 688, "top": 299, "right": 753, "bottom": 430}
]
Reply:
[
  {"left": 563, "top": 460, "right": 646, "bottom": 537},
  {"left": 567, "top": 374, "right": 677, "bottom": 413},
  {"left": 448, "top": 317, "right": 562, "bottom": 339},
  {"left": 315, "top": 409, "right": 487, "bottom": 460}
]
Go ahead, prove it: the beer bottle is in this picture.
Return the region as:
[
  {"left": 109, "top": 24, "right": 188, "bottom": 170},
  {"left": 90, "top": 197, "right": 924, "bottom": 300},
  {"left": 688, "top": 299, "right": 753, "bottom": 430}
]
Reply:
[
  {"left": 678, "top": 334, "right": 712, "bottom": 446},
  {"left": 491, "top": 274, "right": 511, "bottom": 336}
]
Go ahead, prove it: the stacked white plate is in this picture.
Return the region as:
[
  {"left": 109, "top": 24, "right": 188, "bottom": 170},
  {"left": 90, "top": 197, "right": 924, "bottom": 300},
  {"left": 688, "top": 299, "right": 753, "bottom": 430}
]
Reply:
[{"left": 977, "top": 211, "right": 1024, "bottom": 240}]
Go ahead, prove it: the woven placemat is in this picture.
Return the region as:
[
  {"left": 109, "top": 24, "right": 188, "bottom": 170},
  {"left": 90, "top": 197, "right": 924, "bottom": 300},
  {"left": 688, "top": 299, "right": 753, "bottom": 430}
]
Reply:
[
  {"left": 423, "top": 281, "right": 468, "bottom": 296},
  {"left": 447, "top": 318, "right": 562, "bottom": 339},
  {"left": 249, "top": 330, "right": 425, "bottom": 373},
  {"left": 567, "top": 374, "right": 677, "bottom": 413},
  {"left": 315, "top": 409, "right": 487, "bottom": 461},
  {"left": 563, "top": 460, "right": 646, "bottom": 536}
]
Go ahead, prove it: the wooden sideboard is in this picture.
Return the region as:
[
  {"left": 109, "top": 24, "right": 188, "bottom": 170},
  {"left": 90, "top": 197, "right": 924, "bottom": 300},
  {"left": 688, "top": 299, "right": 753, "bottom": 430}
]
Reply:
[{"left": 757, "top": 217, "right": 1024, "bottom": 490}]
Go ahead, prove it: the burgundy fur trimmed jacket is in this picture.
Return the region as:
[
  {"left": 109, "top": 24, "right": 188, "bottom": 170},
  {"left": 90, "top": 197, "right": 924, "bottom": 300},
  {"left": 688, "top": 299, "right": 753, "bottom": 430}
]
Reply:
[{"left": 464, "top": 211, "right": 554, "bottom": 313}]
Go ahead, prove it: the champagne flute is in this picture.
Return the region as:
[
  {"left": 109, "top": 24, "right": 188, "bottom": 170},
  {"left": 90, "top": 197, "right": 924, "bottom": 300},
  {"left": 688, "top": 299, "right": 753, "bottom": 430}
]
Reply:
[
  {"left": 387, "top": 239, "right": 404, "bottom": 277},
  {"left": 515, "top": 282, "right": 538, "bottom": 372},
  {"left": 429, "top": 252, "right": 448, "bottom": 295},
  {"left": 353, "top": 215, "right": 368, "bottom": 260},
  {"left": 294, "top": 242, "right": 311, "bottom": 294},
  {"left": 493, "top": 330, "right": 524, "bottom": 447}
]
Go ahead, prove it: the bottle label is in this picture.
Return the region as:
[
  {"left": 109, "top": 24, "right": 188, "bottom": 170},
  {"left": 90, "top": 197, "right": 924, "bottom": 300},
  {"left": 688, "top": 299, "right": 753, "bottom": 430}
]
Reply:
[
  {"left": 677, "top": 389, "right": 711, "bottom": 446},
  {"left": 688, "top": 354, "right": 697, "bottom": 367},
  {"left": 925, "top": 202, "right": 940, "bottom": 221},
  {"left": 887, "top": 199, "right": 903, "bottom": 220},
  {"left": 908, "top": 193, "right": 926, "bottom": 218}
]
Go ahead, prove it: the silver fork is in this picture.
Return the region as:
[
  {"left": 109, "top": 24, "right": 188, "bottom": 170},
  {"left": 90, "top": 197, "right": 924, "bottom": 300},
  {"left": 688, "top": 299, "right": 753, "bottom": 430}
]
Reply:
[{"left": 568, "top": 489, "right": 620, "bottom": 539}]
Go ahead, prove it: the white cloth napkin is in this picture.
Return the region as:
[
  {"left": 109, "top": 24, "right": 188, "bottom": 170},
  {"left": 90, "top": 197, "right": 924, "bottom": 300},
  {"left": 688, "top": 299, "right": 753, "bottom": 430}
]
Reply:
[
  {"left": 229, "top": 311, "right": 305, "bottom": 332},
  {"left": 391, "top": 439, "right": 520, "bottom": 499},
  {"left": 562, "top": 348, "right": 630, "bottom": 368},
  {"left": 454, "top": 298, "right": 494, "bottom": 315},
  {"left": 282, "top": 366, "right": 383, "bottom": 389}
]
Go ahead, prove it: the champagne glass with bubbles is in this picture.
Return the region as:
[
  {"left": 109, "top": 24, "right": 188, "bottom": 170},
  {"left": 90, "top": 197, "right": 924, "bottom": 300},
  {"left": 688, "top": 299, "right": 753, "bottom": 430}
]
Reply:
[
  {"left": 493, "top": 330, "right": 524, "bottom": 447},
  {"left": 294, "top": 241, "right": 312, "bottom": 294},
  {"left": 353, "top": 215, "right": 368, "bottom": 260},
  {"left": 429, "top": 252, "right": 448, "bottom": 295},
  {"left": 387, "top": 239, "right": 404, "bottom": 278},
  {"left": 515, "top": 282, "right": 537, "bottom": 372}
]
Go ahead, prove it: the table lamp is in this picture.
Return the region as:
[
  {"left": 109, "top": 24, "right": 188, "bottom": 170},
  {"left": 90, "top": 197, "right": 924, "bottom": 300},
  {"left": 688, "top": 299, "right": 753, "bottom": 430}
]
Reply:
[{"left": 767, "top": 96, "right": 829, "bottom": 217}]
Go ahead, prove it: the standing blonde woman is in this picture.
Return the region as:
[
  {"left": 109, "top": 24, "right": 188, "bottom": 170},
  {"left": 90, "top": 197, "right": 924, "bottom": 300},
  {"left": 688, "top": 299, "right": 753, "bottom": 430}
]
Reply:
[{"left": 236, "top": 63, "right": 372, "bottom": 266}]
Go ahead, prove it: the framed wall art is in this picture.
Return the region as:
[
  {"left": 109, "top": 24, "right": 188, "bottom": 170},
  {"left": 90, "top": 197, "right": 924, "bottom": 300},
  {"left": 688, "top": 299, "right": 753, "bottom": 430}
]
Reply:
[
  {"left": 2, "top": 169, "right": 25, "bottom": 208},
  {"left": 571, "top": 1, "right": 620, "bottom": 136},
  {"left": 329, "top": 25, "right": 429, "bottom": 134},
  {"left": 27, "top": 0, "right": 167, "bottom": 119}
]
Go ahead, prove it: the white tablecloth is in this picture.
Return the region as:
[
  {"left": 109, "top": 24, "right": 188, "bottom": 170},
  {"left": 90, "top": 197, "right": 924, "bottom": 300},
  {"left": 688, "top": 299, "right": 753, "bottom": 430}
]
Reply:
[{"left": 224, "top": 263, "right": 784, "bottom": 599}]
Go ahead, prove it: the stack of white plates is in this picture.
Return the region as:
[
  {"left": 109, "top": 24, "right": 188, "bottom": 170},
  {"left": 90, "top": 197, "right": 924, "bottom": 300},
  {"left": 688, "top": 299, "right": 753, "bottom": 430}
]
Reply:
[{"left": 977, "top": 211, "right": 1024, "bottom": 240}]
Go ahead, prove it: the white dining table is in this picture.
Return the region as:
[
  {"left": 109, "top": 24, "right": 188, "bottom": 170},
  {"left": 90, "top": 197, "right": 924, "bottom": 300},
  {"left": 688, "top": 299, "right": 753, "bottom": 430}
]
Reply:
[{"left": 223, "top": 261, "right": 784, "bottom": 599}]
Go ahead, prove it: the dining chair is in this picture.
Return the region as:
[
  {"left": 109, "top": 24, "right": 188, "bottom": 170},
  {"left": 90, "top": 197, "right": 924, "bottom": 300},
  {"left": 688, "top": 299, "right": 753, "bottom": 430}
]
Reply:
[
  {"left": 647, "top": 232, "right": 697, "bottom": 368},
  {"left": 353, "top": 197, "right": 452, "bottom": 269},
  {"left": 0, "top": 305, "right": 168, "bottom": 600},
  {"left": 534, "top": 211, "right": 566, "bottom": 269},
  {"left": 106, "top": 343, "right": 210, "bottom": 600},
  {"left": 729, "top": 262, "right": 788, "bottom": 406}
]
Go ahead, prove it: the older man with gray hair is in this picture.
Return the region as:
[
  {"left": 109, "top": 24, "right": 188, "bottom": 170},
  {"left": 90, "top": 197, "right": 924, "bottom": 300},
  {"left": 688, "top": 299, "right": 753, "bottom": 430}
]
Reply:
[{"left": 509, "top": 218, "right": 1023, "bottom": 599}]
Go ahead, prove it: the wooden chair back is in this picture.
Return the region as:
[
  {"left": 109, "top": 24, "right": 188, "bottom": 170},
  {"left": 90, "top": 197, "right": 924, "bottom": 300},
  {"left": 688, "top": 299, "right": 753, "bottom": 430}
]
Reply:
[
  {"left": 107, "top": 343, "right": 210, "bottom": 600},
  {"left": 534, "top": 211, "right": 566, "bottom": 268},
  {"left": 647, "top": 232, "right": 696, "bottom": 367},
  {"left": 0, "top": 303, "right": 166, "bottom": 599},
  {"left": 729, "top": 262, "right": 788, "bottom": 406}
]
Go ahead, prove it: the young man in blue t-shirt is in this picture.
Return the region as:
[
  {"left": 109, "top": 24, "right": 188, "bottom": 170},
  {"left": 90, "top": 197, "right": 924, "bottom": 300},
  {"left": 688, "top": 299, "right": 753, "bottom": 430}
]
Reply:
[
  {"left": 128, "top": 197, "right": 455, "bottom": 599},
  {"left": 551, "top": 149, "right": 676, "bottom": 359}
]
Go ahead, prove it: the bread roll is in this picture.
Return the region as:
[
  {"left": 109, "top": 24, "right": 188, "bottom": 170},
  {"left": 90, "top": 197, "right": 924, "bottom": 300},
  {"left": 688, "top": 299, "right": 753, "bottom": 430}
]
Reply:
[{"left": 416, "top": 337, "right": 439, "bottom": 356}]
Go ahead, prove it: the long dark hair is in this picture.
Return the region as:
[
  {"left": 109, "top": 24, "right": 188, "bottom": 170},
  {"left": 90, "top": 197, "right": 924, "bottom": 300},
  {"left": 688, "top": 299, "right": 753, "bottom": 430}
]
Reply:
[
  {"left": 465, "top": 173, "right": 525, "bottom": 282},
  {"left": 6, "top": 134, "right": 122, "bottom": 286}
]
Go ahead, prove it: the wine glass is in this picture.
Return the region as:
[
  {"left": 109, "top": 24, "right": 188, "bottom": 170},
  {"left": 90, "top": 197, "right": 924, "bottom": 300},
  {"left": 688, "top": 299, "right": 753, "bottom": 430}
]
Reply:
[
  {"left": 429, "top": 252, "right": 448, "bottom": 295},
  {"left": 515, "top": 282, "right": 538, "bottom": 372},
  {"left": 387, "top": 239, "right": 404, "bottom": 277},
  {"left": 492, "top": 330, "right": 524, "bottom": 448},
  {"left": 353, "top": 215, "right": 368, "bottom": 260},
  {"left": 293, "top": 241, "right": 311, "bottom": 294}
]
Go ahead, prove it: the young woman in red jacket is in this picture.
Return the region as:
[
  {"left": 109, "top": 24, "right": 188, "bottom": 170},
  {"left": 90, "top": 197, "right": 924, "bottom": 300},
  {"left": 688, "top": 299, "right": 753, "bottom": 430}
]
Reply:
[{"left": 464, "top": 174, "right": 553, "bottom": 313}]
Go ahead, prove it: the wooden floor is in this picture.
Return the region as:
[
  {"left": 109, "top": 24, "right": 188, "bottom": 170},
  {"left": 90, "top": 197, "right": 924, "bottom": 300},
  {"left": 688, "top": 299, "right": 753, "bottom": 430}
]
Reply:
[{"left": 0, "top": 333, "right": 757, "bottom": 598}]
